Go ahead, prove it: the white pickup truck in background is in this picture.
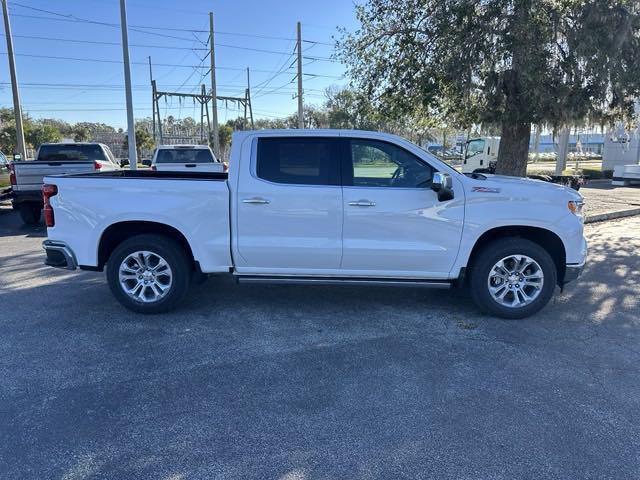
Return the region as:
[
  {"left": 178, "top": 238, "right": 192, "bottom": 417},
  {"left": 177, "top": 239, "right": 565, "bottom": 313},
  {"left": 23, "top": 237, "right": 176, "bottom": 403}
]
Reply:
[
  {"left": 42, "top": 129, "right": 587, "bottom": 319},
  {"left": 10, "top": 142, "right": 120, "bottom": 224},
  {"left": 148, "top": 144, "right": 224, "bottom": 173}
]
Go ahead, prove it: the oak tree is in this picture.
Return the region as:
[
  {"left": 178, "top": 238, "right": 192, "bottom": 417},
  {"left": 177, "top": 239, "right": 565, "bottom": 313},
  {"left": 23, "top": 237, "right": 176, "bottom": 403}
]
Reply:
[{"left": 339, "top": 0, "right": 640, "bottom": 176}]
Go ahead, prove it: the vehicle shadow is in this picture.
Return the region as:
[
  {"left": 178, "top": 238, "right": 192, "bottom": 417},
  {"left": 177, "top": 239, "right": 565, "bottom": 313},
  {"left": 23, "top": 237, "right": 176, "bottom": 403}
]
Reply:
[{"left": 0, "top": 208, "right": 46, "bottom": 239}]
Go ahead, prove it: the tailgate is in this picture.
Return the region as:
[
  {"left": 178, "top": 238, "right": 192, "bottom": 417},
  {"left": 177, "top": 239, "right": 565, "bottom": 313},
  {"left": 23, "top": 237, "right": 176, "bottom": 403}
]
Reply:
[
  {"left": 156, "top": 162, "right": 224, "bottom": 173},
  {"left": 13, "top": 161, "right": 95, "bottom": 191}
]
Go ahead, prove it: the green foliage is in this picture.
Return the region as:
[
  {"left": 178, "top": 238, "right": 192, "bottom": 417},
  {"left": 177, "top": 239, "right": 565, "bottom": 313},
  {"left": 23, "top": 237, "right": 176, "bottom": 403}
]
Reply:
[
  {"left": 218, "top": 124, "right": 233, "bottom": 150},
  {"left": 26, "top": 123, "right": 62, "bottom": 148},
  {"left": 339, "top": 0, "right": 640, "bottom": 175},
  {"left": 124, "top": 127, "right": 155, "bottom": 158}
]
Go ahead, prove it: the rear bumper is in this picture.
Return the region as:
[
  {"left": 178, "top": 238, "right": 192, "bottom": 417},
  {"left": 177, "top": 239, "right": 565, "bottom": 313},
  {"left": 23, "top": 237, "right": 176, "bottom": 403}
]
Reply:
[{"left": 43, "top": 240, "right": 77, "bottom": 270}]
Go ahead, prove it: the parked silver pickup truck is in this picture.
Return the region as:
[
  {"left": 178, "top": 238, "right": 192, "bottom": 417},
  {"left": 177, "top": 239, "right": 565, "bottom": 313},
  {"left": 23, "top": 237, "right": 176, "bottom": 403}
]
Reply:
[{"left": 11, "top": 142, "right": 120, "bottom": 224}]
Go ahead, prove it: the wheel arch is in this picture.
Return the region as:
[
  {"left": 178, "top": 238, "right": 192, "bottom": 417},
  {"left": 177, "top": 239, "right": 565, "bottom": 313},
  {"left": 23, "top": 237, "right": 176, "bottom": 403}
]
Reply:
[
  {"left": 97, "top": 221, "right": 196, "bottom": 271},
  {"left": 466, "top": 226, "right": 567, "bottom": 284}
]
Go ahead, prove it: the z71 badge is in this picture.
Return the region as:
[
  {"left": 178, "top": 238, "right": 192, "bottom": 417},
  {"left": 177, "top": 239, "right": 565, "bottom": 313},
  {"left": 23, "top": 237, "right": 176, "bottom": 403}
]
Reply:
[{"left": 472, "top": 186, "right": 501, "bottom": 193}]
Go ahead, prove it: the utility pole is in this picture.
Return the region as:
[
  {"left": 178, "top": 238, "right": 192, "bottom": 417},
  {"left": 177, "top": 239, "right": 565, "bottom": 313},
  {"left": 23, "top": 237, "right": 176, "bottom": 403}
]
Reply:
[
  {"left": 1, "top": 0, "right": 26, "bottom": 161},
  {"left": 296, "top": 21, "right": 304, "bottom": 129},
  {"left": 246, "top": 67, "right": 254, "bottom": 129},
  {"left": 119, "top": 0, "right": 137, "bottom": 169},
  {"left": 148, "top": 56, "right": 155, "bottom": 142},
  {"left": 209, "top": 12, "right": 220, "bottom": 157}
]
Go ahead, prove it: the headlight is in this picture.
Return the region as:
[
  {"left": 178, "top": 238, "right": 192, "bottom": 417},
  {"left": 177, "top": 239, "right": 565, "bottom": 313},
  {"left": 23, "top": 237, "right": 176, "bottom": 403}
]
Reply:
[{"left": 568, "top": 200, "right": 584, "bottom": 216}]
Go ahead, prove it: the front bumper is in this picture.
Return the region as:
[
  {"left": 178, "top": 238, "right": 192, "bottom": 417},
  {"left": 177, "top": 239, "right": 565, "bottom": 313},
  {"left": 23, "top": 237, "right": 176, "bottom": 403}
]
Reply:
[
  {"left": 563, "top": 237, "right": 587, "bottom": 284},
  {"left": 43, "top": 240, "right": 77, "bottom": 270},
  {"left": 564, "top": 262, "right": 585, "bottom": 284}
]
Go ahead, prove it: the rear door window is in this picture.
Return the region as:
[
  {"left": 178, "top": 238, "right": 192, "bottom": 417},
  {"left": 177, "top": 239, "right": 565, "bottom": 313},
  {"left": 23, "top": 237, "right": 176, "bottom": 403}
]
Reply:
[
  {"left": 155, "top": 148, "right": 215, "bottom": 164},
  {"left": 256, "top": 137, "right": 340, "bottom": 186},
  {"left": 38, "top": 144, "right": 106, "bottom": 162}
]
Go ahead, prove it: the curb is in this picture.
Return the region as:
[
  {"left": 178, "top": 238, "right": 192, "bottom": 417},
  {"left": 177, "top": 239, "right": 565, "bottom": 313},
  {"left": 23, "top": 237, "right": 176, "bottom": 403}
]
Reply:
[{"left": 585, "top": 207, "right": 640, "bottom": 224}]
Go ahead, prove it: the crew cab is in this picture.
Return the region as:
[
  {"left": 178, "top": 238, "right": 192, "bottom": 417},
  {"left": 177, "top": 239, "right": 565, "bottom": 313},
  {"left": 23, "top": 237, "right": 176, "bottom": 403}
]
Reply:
[
  {"left": 149, "top": 144, "right": 223, "bottom": 173},
  {"left": 11, "top": 142, "right": 120, "bottom": 224},
  {"left": 42, "top": 130, "right": 587, "bottom": 319}
]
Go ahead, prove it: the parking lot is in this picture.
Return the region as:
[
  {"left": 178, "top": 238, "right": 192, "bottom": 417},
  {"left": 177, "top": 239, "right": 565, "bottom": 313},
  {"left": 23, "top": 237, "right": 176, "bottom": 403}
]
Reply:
[{"left": 1, "top": 205, "right": 639, "bottom": 479}]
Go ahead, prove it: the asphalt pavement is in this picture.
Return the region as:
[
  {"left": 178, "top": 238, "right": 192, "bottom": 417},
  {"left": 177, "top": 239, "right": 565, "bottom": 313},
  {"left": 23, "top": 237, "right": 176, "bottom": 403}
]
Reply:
[{"left": 0, "top": 205, "right": 639, "bottom": 479}]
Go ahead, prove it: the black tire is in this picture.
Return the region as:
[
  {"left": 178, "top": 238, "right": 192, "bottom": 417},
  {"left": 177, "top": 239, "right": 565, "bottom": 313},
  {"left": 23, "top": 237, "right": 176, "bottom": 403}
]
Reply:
[
  {"left": 468, "top": 238, "right": 557, "bottom": 319},
  {"left": 19, "top": 203, "right": 41, "bottom": 225},
  {"left": 106, "top": 234, "right": 191, "bottom": 314}
]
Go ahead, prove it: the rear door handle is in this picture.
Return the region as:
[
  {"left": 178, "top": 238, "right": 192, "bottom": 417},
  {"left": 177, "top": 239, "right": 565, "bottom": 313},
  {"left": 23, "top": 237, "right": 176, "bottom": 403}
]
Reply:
[
  {"left": 242, "top": 197, "right": 270, "bottom": 205},
  {"left": 348, "top": 200, "right": 376, "bottom": 207}
]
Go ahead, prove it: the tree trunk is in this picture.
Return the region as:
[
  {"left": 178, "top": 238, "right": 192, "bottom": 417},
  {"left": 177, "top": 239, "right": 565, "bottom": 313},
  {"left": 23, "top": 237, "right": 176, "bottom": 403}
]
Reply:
[
  {"left": 496, "top": 119, "right": 531, "bottom": 177},
  {"left": 533, "top": 125, "right": 541, "bottom": 163},
  {"left": 555, "top": 127, "right": 570, "bottom": 175}
]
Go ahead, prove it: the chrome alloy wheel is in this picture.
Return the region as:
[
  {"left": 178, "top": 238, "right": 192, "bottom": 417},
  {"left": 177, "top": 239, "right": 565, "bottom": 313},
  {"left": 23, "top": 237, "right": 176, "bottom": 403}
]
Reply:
[
  {"left": 487, "top": 254, "right": 544, "bottom": 308},
  {"left": 118, "top": 251, "right": 173, "bottom": 303}
]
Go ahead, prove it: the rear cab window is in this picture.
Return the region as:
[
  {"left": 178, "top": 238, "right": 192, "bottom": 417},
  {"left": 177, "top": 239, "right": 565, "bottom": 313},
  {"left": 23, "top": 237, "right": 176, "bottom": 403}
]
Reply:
[
  {"left": 37, "top": 144, "right": 106, "bottom": 162},
  {"left": 155, "top": 148, "right": 216, "bottom": 164},
  {"left": 256, "top": 137, "right": 340, "bottom": 186}
]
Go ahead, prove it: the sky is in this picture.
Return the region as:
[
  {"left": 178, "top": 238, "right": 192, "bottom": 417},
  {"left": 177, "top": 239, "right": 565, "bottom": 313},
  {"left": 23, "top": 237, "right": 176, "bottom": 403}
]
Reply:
[{"left": 0, "top": 0, "right": 359, "bottom": 128}]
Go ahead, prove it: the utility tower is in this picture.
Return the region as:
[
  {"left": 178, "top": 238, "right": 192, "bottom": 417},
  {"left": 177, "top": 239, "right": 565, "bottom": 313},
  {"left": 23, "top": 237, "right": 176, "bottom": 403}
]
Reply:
[
  {"left": 1, "top": 0, "right": 26, "bottom": 160},
  {"left": 151, "top": 82, "right": 252, "bottom": 144},
  {"left": 296, "top": 21, "right": 304, "bottom": 129},
  {"left": 209, "top": 12, "right": 221, "bottom": 157}
]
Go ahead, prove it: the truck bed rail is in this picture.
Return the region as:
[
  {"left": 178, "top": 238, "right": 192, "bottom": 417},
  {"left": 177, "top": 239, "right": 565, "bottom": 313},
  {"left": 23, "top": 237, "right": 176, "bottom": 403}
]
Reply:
[{"left": 48, "top": 170, "right": 229, "bottom": 181}]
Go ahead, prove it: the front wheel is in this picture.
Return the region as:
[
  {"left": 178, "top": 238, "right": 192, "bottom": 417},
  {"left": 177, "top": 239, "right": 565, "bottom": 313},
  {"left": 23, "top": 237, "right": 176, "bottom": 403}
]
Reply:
[
  {"left": 106, "top": 234, "right": 191, "bottom": 314},
  {"left": 469, "top": 238, "right": 557, "bottom": 319}
]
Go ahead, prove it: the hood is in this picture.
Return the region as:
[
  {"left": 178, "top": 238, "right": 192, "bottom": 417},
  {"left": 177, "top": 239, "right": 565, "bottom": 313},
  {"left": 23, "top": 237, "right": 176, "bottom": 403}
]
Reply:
[{"left": 465, "top": 173, "right": 583, "bottom": 201}]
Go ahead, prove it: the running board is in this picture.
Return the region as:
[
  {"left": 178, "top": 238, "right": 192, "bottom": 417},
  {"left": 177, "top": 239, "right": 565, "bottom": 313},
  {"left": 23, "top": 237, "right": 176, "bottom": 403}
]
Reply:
[{"left": 235, "top": 275, "right": 452, "bottom": 289}]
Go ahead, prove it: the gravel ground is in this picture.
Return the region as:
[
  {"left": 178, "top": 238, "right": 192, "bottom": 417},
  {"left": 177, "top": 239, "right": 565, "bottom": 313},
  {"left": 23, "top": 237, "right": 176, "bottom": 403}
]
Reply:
[{"left": 0, "top": 207, "right": 639, "bottom": 479}]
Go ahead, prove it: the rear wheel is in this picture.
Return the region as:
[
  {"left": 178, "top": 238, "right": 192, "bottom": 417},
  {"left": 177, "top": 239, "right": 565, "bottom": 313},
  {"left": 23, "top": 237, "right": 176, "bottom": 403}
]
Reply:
[
  {"left": 106, "top": 234, "right": 191, "bottom": 314},
  {"left": 19, "top": 203, "right": 41, "bottom": 225},
  {"left": 469, "top": 238, "right": 557, "bottom": 319}
]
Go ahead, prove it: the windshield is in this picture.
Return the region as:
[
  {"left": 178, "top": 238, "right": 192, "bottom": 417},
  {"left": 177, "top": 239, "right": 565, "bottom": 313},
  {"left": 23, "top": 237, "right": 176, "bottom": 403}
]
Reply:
[
  {"left": 156, "top": 148, "right": 215, "bottom": 164},
  {"left": 466, "top": 139, "right": 485, "bottom": 158}
]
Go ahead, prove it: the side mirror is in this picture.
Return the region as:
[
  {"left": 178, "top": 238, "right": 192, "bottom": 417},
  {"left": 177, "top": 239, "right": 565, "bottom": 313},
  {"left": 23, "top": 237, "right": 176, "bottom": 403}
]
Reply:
[
  {"left": 141, "top": 159, "right": 152, "bottom": 167},
  {"left": 431, "top": 172, "right": 454, "bottom": 201},
  {"left": 120, "top": 159, "right": 130, "bottom": 167}
]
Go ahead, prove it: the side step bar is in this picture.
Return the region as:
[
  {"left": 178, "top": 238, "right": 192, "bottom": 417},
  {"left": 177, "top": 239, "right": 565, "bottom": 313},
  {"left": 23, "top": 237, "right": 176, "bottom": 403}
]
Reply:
[{"left": 236, "top": 275, "right": 452, "bottom": 289}]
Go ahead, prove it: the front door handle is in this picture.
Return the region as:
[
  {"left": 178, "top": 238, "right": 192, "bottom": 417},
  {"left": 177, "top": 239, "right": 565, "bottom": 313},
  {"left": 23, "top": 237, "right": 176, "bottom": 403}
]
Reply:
[
  {"left": 348, "top": 200, "right": 376, "bottom": 207},
  {"left": 242, "top": 197, "right": 270, "bottom": 205}
]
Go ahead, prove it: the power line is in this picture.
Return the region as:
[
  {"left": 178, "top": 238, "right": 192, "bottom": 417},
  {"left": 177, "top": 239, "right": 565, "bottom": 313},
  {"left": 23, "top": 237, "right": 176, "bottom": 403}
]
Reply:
[
  {"left": 9, "top": 5, "right": 335, "bottom": 45},
  {"left": 12, "top": 34, "right": 208, "bottom": 51},
  {"left": 10, "top": 33, "right": 339, "bottom": 59},
  {"left": 0, "top": 51, "right": 344, "bottom": 78},
  {"left": 10, "top": 3, "right": 209, "bottom": 32}
]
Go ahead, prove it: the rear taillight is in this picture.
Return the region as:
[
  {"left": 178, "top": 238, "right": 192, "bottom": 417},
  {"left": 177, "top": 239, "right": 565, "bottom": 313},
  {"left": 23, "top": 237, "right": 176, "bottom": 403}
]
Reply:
[
  {"left": 42, "top": 184, "right": 58, "bottom": 227},
  {"left": 9, "top": 162, "right": 16, "bottom": 185},
  {"left": 94, "top": 160, "right": 102, "bottom": 170},
  {"left": 223, "top": 163, "right": 228, "bottom": 172}
]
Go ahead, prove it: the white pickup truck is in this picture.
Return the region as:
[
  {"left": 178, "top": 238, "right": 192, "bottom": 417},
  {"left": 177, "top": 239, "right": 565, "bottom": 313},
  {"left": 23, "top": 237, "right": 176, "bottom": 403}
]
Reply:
[
  {"left": 42, "top": 130, "right": 587, "bottom": 319},
  {"left": 149, "top": 144, "right": 224, "bottom": 173}
]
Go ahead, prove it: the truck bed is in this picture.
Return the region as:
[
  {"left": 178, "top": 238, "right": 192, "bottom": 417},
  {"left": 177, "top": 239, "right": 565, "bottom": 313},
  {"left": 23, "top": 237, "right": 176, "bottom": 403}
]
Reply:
[{"left": 43, "top": 169, "right": 232, "bottom": 273}]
